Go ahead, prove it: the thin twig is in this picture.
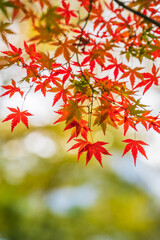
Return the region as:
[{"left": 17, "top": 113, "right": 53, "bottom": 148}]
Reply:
[{"left": 113, "top": 0, "right": 160, "bottom": 28}]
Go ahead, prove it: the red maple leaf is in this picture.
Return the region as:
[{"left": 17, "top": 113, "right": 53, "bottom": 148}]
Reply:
[
  {"left": 2, "top": 43, "right": 24, "bottom": 65},
  {"left": 123, "top": 115, "right": 137, "bottom": 136},
  {"left": 90, "top": 4, "right": 105, "bottom": 30},
  {"left": 68, "top": 139, "right": 111, "bottom": 166},
  {"left": 148, "top": 115, "right": 160, "bottom": 133},
  {"left": 56, "top": 0, "right": 77, "bottom": 24},
  {"left": 24, "top": 41, "right": 41, "bottom": 61},
  {"left": 52, "top": 66, "right": 74, "bottom": 84},
  {"left": 23, "top": 62, "right": 40, "bottom": 82},
  {"left": 105, "top": 55, "right": 125, "bottom": 79},
  {"left": 77, "top": 0, "right": 90, "bottom": 10},
  {"left": 0, "top": 79, "right": 24, "bottom": 98},
  {"left": 64, "top": 119, "right": 89, "bottom": 142},
  {"left": 2, "top": 43, "right": 22, "bottom": 56},
  {"left": 34, "top": 78, "right": 51, "bottom": 96},
  {"left": 121, "top": 67, "right": 143, "bottom": 88},
  {"left": 135, "top": 64, "right": 160, "bottom": 94},
  {"left": 122, "top": 139, "right": 148, "bottom": 166},
  {"left": 81, "top": 43, "right": 111, "bottom": 72},
  {"left": 2, "top": 107, "right": 33, "bottom": 132},
  {"left": 50, "top": 79, "right": 71, "bottom": 106},
  {"left": 150, "top": 40, "right": 160, "bottom": 59}
]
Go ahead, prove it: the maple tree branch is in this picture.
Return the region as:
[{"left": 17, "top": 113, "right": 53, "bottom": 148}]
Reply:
[
  {"left": 75, "top": 0, "right": 95, "bottom": 92},
  {"left": 78, "top": 0, "right": 93, "bottom": 46},
  {"left": 88, "top": 94, "right": 94, "bottom": 128},
  {"left": 69, "top": 0, "right": 94, "bottom": 74},
  {"left": 21, "top": 83, "right": 34, "bottom": 111},
  {"left": 112, "top": 0, "right": 160, "bottom": 28}
]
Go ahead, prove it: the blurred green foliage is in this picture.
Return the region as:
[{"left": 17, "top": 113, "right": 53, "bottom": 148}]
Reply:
[{"left": 0, "top": 124, "right": 160, "bottom": 240}]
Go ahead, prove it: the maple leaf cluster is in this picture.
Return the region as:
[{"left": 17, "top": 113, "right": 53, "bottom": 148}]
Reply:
[{"left": 0, "top": 0, "right": 160, "bottom": 166}]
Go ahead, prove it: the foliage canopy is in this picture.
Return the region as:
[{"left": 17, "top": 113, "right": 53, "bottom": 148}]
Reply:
[{"left": 0, "top": 0, "right": 160, "bottom": 166}]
